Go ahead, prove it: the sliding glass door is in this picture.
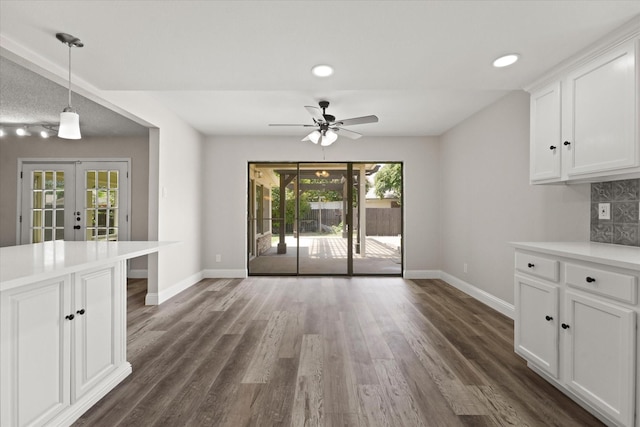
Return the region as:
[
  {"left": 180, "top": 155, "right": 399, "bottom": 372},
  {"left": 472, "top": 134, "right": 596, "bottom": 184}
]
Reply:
[{"left": 247, "top": 162, "right": 402, "bottom": 276}]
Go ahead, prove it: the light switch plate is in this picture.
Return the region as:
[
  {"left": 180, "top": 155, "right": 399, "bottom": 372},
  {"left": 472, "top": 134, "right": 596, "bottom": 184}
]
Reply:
[{"left": 598, "top": 203, "right": 611, "bottom": 220}]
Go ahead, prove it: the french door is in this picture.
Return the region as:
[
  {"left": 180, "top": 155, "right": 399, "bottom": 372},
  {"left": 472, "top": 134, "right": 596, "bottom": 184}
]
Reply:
[
  {"left": 247, "top": 162, "right": 403, "bottom": 276},
  {"left": 20, "top": 161, "right": 129, "bottom": 244}
]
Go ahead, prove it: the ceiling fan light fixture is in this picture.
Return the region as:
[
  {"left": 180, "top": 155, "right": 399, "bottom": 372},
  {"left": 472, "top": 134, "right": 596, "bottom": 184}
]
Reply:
[
  {"left": 320, "top": 129, "right": 338, "bottom": 146},
  {"left": 56, "top": 32, "right": 83, "bottom": 140},
  {"left": 308, "top": 130, "right": 321, "bottom": 144},
  {"left": 492, "top": 53, "right": 519, "bottom": 68},
  {"left": 311, "top": 64, "right": 334, "bottom": 77}
]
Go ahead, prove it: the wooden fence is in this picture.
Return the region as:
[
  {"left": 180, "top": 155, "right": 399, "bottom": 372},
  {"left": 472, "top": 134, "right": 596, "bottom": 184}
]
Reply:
[{"left": 365, "top": 208, "right": 401, "bottom": 236}]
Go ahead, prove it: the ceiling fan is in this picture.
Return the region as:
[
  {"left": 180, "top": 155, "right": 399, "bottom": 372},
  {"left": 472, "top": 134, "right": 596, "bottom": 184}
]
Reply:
[{"left": 269, "top": 101, "right": 378, "bottom": 146}]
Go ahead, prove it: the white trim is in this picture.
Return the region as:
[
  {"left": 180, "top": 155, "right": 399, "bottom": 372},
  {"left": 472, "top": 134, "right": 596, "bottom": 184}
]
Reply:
[
  {"left": 128, "top": 269, "right": 147, "bottom": 279},
  {"left": 144, "top": 270, "right": 203, "bottom": 305},
  {"left": 202, "top": 269, "right": 248, "bottom": 279},
  {"left": 439, "top": 271, "right": 515, "bottom": 319},
  {"left": 403, "top": 269, "right": 441, "bottom": 279}
]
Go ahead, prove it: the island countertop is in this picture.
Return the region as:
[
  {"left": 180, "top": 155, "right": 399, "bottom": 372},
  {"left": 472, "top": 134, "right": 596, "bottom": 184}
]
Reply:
[
  {"left": 0, "top": 241, "right": 174, "bottom": 291},
  {"left": 511, "top": 241, "right": 640, "bottom": 271}
]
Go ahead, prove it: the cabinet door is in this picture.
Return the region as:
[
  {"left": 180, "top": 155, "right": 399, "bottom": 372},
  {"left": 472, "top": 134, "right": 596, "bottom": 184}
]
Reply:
[
  {"left": 565, "top": 40, "right": 638, "bottom": 177},
  {"left": 563, "top": 291, "right": 636, "bottom": 427},
  {"left": 72, "top": 263, "right": 122, "bottom": 401},
  {"left": 0, "top": 277, "right": 71, "bottom": 427},
  {"left": 530, "top": 82, "right": 562, "bottom": 182},
  {"left": 514, "top": 275, "right": 559, "bottom": 378}
]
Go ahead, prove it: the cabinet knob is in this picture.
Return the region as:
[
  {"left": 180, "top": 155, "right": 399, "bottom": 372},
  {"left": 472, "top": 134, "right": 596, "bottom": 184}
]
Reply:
[
  {"left": 527, "top": 263, "right": 535, "bottom": 268},
  {"left": 549, "top": 145, "right": 556, "bottom": 150},
  {"left": 65, "top": 314, "right": 75, "bottom": 321},
  {"left": 561, "top": 323, "right": 570, "bottom": 329},
  {"left": 585, "top": 277, "right": 596, "bottom": 283},
  {"left": 563, "top": 141, "right": 571, "bottom": 146},
  {"left": 76, "top": 309, "right": 86, "bottom": 315},
  {"left": 545, "top": 315, "right": 553, "bottom": 321}
]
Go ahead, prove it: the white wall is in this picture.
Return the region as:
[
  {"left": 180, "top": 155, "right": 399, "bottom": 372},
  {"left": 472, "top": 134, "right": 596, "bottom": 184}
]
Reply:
[
  {"left": 439, "top": 90, "right": 590, "bottom": 306},
  {"left": 202, "top": 136, "right": 440, "bottom": 277}
]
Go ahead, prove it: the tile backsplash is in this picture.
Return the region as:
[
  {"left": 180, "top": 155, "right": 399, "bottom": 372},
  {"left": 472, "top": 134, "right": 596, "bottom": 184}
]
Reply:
[{"left": 591, "top": 179, "right": 640, "bottom": 246}]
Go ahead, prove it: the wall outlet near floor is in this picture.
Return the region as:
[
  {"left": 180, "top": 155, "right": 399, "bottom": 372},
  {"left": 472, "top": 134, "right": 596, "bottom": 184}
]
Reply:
[
  {"left": 463, "top": 263, "right": 468, "bottom": 273},
  {"left": 216, "top": 254, "right": 221, "bottom": 262},
  {"left": 598, "top": 203, "right": 611, "bottom": 220}
]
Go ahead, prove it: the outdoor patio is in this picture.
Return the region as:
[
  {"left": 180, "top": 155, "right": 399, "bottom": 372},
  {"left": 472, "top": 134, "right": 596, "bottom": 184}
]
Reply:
[{"left": 248, "top": 234, "right": 402, "bottom": 275}]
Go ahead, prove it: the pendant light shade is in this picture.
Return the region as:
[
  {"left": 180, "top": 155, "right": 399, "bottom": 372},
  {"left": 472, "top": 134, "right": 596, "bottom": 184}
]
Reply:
[
  {"left": 56, "top": 33, "right": 83, "bottom": 140},
  {"left": 59, "top": 110, "right": 81, "bottom": 139}
]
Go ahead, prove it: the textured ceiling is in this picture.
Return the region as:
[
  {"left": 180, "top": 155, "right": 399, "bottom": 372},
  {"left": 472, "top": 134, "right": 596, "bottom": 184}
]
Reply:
[
  {"left": 1, "top": 1, "right": 639, "bottom": 138},
  {"left": 0, "top": 56, "right": 147, "bottom": 137}
]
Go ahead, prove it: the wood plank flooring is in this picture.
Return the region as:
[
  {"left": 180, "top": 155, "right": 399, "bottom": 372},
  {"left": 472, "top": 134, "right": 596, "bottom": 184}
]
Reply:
[{"left": 74, "top": 277, "right": 603, "bottom": 427}]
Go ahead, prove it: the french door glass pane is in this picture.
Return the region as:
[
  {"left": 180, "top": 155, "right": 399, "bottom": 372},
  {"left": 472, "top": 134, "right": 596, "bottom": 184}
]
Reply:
[
  {"left": 29, "top": 169, "right": 65, "bottom": 243},
  {"left": 85, "top": 169, "right": 119, "bottom": 241}
]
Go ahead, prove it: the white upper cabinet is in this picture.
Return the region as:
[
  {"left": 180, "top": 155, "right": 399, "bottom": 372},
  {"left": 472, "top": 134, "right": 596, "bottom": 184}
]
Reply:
[
  {"left": 566, "top": 41, "right": 638, "bottom": 178},
  {"left": 530, "top": 82, "right": 563, "bottom": 182},
  {"left": 527, "top": 21, "right": 639, "bottom": 184}
]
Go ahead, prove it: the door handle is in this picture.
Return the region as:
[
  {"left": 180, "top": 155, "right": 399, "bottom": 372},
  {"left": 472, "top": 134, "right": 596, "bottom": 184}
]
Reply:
[{"left": 74, "top": 225, "right": 81, "bottom": 230}]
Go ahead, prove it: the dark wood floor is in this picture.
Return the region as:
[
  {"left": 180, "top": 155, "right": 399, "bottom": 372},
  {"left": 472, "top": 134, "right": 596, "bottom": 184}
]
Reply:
[{"left": 75, "top": 277, "right": 603, "bottom": 426}]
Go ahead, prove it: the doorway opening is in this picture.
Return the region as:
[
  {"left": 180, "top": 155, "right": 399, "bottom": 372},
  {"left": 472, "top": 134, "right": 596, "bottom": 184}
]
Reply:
[{"left": 247, "top": 162, "right": 403, "bottom": 276}]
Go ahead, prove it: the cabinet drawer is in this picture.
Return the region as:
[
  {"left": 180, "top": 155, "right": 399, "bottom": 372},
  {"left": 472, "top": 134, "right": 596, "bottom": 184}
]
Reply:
[
  {"left": 565, "top": 263, "right": 638, "bottom": 304},
  {"left": 515, "top": 252, "right": 559, "bottom": 282}
]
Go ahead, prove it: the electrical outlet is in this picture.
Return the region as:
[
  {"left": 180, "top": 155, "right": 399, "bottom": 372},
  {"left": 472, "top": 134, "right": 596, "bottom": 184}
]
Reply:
[
  {"left": 598, "top": 203, "right": 610, "bottom": 220},
  {"left": 216, "top": 254, "right": 221, "bottom": 262}
]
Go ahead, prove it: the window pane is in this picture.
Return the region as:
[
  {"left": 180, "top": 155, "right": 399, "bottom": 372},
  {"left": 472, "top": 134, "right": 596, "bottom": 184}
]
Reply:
[
  {"left": 87, "top": 171, "right": 96, "bottom": 189},
  {"left": 45, "top": 210, "right": 53, "bottom": 227},
  {"left": 44, "top": 229, "right": 52, "bottom": 241},
  {"left": 33, "top": 210, "right": 42, "bottom": 227},
  {"left": 109, "top": 190, "right": 118, "bottom": 207},
  {"left": 45, "top": 171, "right": 54, "bottom": 189},
  {"left": 33, "top": 229, "right": 42, "bottom": 243},
  {"left": 86, "top": 229, "right": 95, "bottom": 240},
  {"left": 55, "top": 229, "right": 64, "bottom": 240},
  {"left": 86, "top": 190, "right": 95, "bottom": 208},
  {"left": 98, "top": 171, "right": 108, "bottom": 188},
  {"left": 56, "top": 172, "right": 65, "bottom": 189},
  {"left": 86, "top": 209, "right": 96, "bottom": 226},
  {"left": 44, "top": 191, "right": 54, "bottom": 208},
  {"left": 33, "top": 171, "right": 43, "bottom": 189},
  {"left": 97, "top": 190, "right": 107, "bottom": 207},
  {"left": 109, "top": 171, "right": 118, "bottom": 189},
  {"left": 56, "top": 190, "right": 65, "bottom": 207},
  {"left": 33, "top": 191, "right": 43, "bottom": 209}
]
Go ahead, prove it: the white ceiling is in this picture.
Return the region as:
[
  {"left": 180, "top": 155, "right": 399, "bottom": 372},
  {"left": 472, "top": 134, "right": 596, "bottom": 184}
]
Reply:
[{"left": 1, "top": 1, "right": 640, "bottom": 138}]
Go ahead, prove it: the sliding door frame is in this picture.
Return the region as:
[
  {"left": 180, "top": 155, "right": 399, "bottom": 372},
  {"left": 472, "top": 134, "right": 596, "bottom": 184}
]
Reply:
[{"left": 247, "top": 161, "right": 403, "bottom": 277}]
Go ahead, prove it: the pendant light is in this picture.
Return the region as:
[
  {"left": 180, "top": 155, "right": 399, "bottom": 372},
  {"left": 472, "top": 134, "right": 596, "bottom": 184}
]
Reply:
[{"left": 56, "top": 33, "right": 84, "bottom": 139}]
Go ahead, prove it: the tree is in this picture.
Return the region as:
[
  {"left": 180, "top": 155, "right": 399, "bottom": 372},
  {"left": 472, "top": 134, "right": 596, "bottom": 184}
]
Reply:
[
  {"left": 271, "top": 186, "right": 310, "bottom": 233},
  {"left": 374, "top": 163, "right": 402, "bottom": 201}
]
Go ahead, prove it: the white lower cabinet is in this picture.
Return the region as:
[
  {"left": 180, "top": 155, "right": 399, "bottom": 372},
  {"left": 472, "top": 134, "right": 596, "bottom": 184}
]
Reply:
[
  {"left": 514, "top": 275, "right": 559, "bottom": 377},
  {"left": 514, "top": 248, "right": 638, "bottom": 427},
  {"left": 0, "top": 262, "right": 127, "bottom": 427},
  {"left": 564, "top": 291, "right": 636, "bottom": 427}
]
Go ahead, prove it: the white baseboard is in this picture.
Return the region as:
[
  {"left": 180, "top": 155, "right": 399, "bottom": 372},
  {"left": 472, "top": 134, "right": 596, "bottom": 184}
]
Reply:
[
  {"left": 202, "top": 269, "right": 247, "bottom": 279},
  {"left": 439, "top": 271, "right": 514, "bottom": 319},
  {"left": 403, "top": 269, "right": 441, "bottom": 279},
  {"left": 128, "top": 269, "right": 148, "bottom": 279},
  {"left": 145, "top": 270, "right": 204, "bottom": 305}
]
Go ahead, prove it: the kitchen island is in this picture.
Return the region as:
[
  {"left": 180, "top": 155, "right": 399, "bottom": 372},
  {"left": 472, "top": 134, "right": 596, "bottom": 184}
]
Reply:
[{"left": 1, "top": 241, "right": 173, "bottom": 427}]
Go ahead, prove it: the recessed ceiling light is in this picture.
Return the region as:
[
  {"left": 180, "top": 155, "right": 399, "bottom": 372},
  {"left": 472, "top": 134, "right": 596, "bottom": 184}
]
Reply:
[
  {"left": 311, "top": 64, "right": 334, "bottom": 77},
  {"left": 493, "top": 54, "right": 520, "bottom": 68}
]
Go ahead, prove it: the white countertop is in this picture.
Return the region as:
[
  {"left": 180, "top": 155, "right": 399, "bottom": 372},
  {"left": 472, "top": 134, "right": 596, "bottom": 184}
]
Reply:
[
  {"left": 511, "top": 241, "right": 640, "bottom": 271},
  {"left": 0, "top": 241, "right": 175, "bottom": 291}
]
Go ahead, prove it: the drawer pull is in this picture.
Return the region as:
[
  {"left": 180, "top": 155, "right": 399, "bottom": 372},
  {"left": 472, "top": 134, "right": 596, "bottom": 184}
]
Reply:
[
  {"left": 76, "top": 309, "right": 85, "bottom": 315},
  {"left": 527, "top": 263, "right": 535, "bottom": 268},
  {"left": 561, "top": 323, "right": 570, "bottom": 330},
  {"left": 65, "top": 314, "right": 75, "bottom": 321},
  {"left": 563, "top": 141, "right": 571, "bottom": 146},
  {"left": 549, "top": 145, "right": 556, "bottom": 150},
  {"left": 545, "top": 315, "right": 553, "bottom": 321},
  {"left": 585, "top": 277, "right": 596, "bottom": 283}
]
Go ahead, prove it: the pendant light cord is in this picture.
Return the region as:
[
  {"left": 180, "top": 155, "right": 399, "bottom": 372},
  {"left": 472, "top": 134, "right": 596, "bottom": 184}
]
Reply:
[{"left": 67, "top": 44, "right": 72, "bottom": 109}]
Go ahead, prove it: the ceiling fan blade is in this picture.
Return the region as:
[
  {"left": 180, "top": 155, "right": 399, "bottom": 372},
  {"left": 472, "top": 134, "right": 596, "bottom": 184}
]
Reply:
[
  {"left": 269, "top": 124, "right": 316, "bottom": 127},
  {"left": 334, "top": 127, "right": 362, "bottom": 140},
  {"left": 335, "top": 115, "right": 379, "bottom": 126},
  {"left": 305, "top": 106, "right": 326, "bottom": 123}
]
